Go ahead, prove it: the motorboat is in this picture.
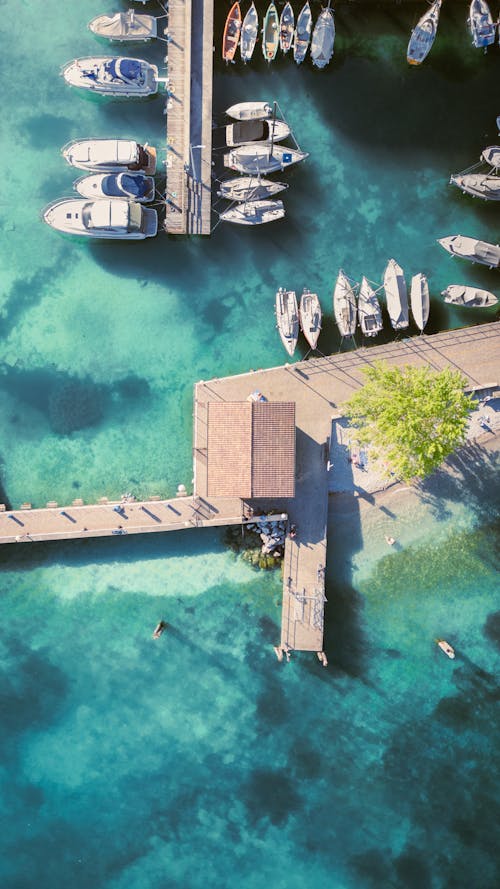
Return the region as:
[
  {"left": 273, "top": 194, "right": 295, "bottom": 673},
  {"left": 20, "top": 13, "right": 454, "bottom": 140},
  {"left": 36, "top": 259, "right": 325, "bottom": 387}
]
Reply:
[
  {"left": 407, "top": 0, "right": 442, "bottom": 65},
  {"left": 218, "top": 176, "right": 288, "bottom": 202},
  {"left": 441, "top": 285, "right": 498, "bottom": 307},
  {"left": 299, "top": 288, "right": 322, "bottom": 349},
  {"left": 222, "top": 2, "right": 242, "bottom": 62},
  {"left": 88, "top": 10, "right": 157, "bottom": 41},
  {"left": 358, "top": 276, "right": 383, "bottom": 337},
  {"left": 73, "top": 172, "right": 155, "bottom": 203},
  {"left": 43, "top": 198, "right": 158, "bottom": 239},
  {"left": 467, "top": 0, "right": 496, "bottom": 48},
  {"left": 61, "top": 56, "right": 158, "bottom": 97},
  {"left": 226, "top": 101, "right": 273, "bottom": 121},
  {"left": 152, "top": 621, "right": 167, "bottom": 639},
  {"left": 62, "top": 139, "right": 157, "bottom": 173},
  {"left": 450, "top": 173, "right": 500, "bottom": 201},
  {"left": 410, "top": 272, "right": 430, "bottom": 331},
  {"left": 276, "top": 288, "right": 299, "bottom": 356},
  {"left": 226, "top": 118, "right": 290, "bottom": 147},
  {"left": 436, "top": 639, "right": 455, "bottom": 659},
  {"left": 482, "top": 145, "right": 500, "bottom": 169},
  {"left": 224, "top": 144, "right": 308, "bottom": 174},
  {"left": 240, "top": 2, "right": 258, "bottom": 62},
  {"left": 262, "top": 3, "right": 279, "bottom": 62},
  {"left": 294, "top": 2, "right": 312, "bottom": 64},
  {"left": 383, "top": 259, "right": 409, "bottom": 330},
  {"left": 311, "top": 5, "right": 335, "bottom": 69},
  {"left": 219, "top": 199, "right": 285, "bottom": 225},
  {"left": 333, "top": 270, "right": 357, "bottom": 338},
  {"left": 280, "top": 2, "right": 295, "bottom": 53},
  {"left": 437, "top": 235, "right": 500, "bottom": 269}
]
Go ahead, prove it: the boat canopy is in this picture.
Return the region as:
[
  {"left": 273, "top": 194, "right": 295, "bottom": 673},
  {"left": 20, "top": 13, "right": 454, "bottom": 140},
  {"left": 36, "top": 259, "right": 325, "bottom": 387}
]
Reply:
[
  {"left": 83, "top": 200, "right": 142, "bottom": 231},
  {"left": 104, "top": 58, "right": 145, "bottom": 83},
  {"left": 114, "top": 173, "right": 151, "bottom": 198},
  {"left": 74, "top": 140, "right": 140, "bottom": 165}
]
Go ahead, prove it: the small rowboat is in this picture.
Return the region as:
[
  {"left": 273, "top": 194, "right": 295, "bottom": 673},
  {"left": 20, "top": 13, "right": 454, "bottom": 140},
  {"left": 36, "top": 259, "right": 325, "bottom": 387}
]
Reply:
[
  {"left": 410, "top": 272, "right": 430, "bottom": 332},
  {"left": 240, "top": 2, "right": 258, "bottom": 62},
  {"left": 280, "top": 2, "right": 295, "bottom": 54},
  {"left": 152, "top": 621, "right": 167, "bottom": 639},
  {"left": 467, "top": 0, "right": 496, "bottom": 49},
  {"left": 222, "top": 2, "right": 242, "bottom": 63},
  {"left": 383, "top": 258, "right": 409, "bottom": 330},
  {"left": 226, "top": 101, "right": 273, "bottom": 121},
  {"left": 262, "top": 2, "right": 279, "bottom": 62},
  {"left": 294, "top": 2, "right": 312, "bottom": 64},
  {"left": 436, "top": 639, "right": 455, "bottom": 659}
]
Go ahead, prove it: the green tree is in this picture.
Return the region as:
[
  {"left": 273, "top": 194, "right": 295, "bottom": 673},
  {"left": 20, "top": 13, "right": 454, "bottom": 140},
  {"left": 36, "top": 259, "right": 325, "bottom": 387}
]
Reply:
[{"left": 343, "top": 362, "right": 474, "bottom": 483}]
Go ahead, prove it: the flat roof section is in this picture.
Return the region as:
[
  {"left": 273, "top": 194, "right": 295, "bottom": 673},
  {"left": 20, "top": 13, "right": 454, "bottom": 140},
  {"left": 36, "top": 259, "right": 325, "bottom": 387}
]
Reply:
[{"left": 206, "top": 402, "right": 296, "bottom": 498}]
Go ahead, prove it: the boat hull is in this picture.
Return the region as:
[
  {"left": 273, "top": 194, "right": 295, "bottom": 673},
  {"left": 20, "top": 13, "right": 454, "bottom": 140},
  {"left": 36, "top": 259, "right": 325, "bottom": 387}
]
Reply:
[
  {"left": 262, "top": 3, "right": 279, "bottom": 61},
  {"left": 226, "top": 101, "right": 273, "bottom": 121},
  {"left": 299, "top": 289, "right": 322, "bottom": 349},
  {"left": 468, "top": 0, "right": 496, "bottom": 48},
  {"left": 280, "top": 3, "right": 294, "bottom": 53},
  {"left": 61, "top": 57, "right": 158, "bottom": 96},
  {"left": 410, "top": 273, "right": 430, "bottom": 331},
  {"left": 219, "top": 199, "right": 285, "bottom": 225},
  {"left": 224, "top": 144, "right": 308, "bottom": 175},
  {"left": 407, "top": 0, "right": 441, "bottom": 65},
  {"left": 88, "top": 12, "right": 157, "bottom": 41},
  {"left": 450, "top": 173, "right": 500, "bottom": 201},
  {"left": 358, "top": 277, "right": 383, "bottom": 337},
  {"left": 42, "top": 198, "right": 158, "bottom": 239},
  {"left": 62, "top": 139, "right": 157, "bottom": 174},
  {"left": 240, "top": 3, "right": 258, "bottom": 61},
  {"left": 311, "top": 9, "right": 335, "bottom": 69},
  {"left": 333, "top": 271, "right": 357, "bottom": 338},
  {"left": 74, "top": 172, "right": 155, "bottom": 203},
  {"left": 383, "top": 259, "right": 409, "bottom": 330},
  {"left": 293, "top": 2, "right": 312, "bottom": 64},
  {"left": 276, "top": 288, "right": 299, "bottom": 356},
  {"left": 218, "top": 177, "right": 288, "bottom": 202},
  {"left": 441, "top": 285, "right": 498, "bottom": 307},
  {"left": 437, "top": 235, "right": 500, "bottom": 269},
  {"left": 223, "top": 2, "right": 242, "bottom": 62}
]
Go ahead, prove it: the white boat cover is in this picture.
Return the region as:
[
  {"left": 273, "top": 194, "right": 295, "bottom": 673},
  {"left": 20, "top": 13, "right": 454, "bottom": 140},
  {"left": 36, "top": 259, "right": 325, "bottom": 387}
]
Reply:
[
  {"left": 69, "top": 139, "right": 139, "bottom": 166},
  {"left": 87, "top": 200, "right": 133, "bottom": 231},
  {"left": 311, "top": 9, "right": 335, "bottom": 68},
  {"left": 89, "top": 12, "right": 157, "bottom": 41}
]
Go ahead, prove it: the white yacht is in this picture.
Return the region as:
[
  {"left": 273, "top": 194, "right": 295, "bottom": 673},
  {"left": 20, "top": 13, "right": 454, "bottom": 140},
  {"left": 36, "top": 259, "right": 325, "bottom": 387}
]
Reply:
[
  {"left": 437, "top": 235, "right": 500, "bottom": 269},
  {"left": 226, "top": 101, "right": 273, "bottom": 121},
  {"left": 333, "top": 270, "right": 357, "bottom": 338},
  {"left": 88, "top": 11, "right": 157, "bottom": 41},
  {"left": 219, "top": 199, "right": 285, "bottom": 226},
  {"left": 299, "top": 289, "right": 322, "bottom": 349},
  {"left": 410, "top": 273, "right": 430, "bottom": 331},
  {"left": 407, "top": 0, "right": 442, "bottom": 65},
  {"left": 383, "top": 259, "right": 409, "bottom": 330},
  {"left": 442, "top": 285, "right": 498, "bottom": 307},
  {"left": 43, "top": 198, "right": 158, "bottom": 239},
  {"left": 276, "top": 288, "right": 299, "bottom": 356},
  {"left": 226, "top": 118, "right": 290, "bottom": 147},
  {"left": 73, "top": 172, "right": 155, "bottom": 203},
  {"left": 358, "top": 277, "right": 383, "bottom": 337},
  {"left": 61, "top": 56, "right": 158, "bottom": 97},
  {"left": 62, "top": 139, "right": 157, "bottom": 173},
  {"left": 311, "top": 6, "right": 335, "bottom": 69},
  {"left": 224, "top": 144, "right": 308, "bottom": 174},
  {"left": 450, "top": 173, "right": 500, "bottom": 201},
  {"left": 240, "top": 2, "right": 259, "bottom": 62},
  {"left": 467, "top": 0, "right": 496, "bottom": 49},
  {"left": 218, "top": 176, "right": 288, "bottom": 202},
  {"left": 294, "top": 2, "right": 312, "bottom": 64}
]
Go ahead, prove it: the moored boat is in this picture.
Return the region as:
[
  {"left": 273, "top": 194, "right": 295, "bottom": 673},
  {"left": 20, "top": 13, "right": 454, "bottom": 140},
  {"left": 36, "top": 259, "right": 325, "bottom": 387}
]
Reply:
[
  {"left": 42, "top": 198, "right": 158, "bottom": 239},
  {"left": 74, "top": 171, "right": 155, "bottom": 203},
  {"left": 383, "top": 259, "right": 409, "bottom": 330},
  {"left": 450, "top": 173, "right": 500, "bottom": 201},
  {"left": 467, "top": 0, "right": 496, "bottom": 49},
  {"left": 152, "top": 620, "right": 167, "bottom": 639},
  {"left": 218, "top": 176, "right": 288, "bottom": 202},
  {"left": 226, "top": 101, "right": 273, "bottom": 121},
  {"left": 62, "top": 139, "right": 157, "bottom": 173},
  {"left": 240, "top": 2, "right": 259, "bottom": 62},
  {"left": 226, "top": 118, "right": 290, "bottom": 147},
  {"left": 299, "top": 288, "right": 322, "bottom": 349},
  {"left": 333, "top": 270, "right": 357, "bottom": 338},
  {"left": 222, "top": 2, "right": 242, "bottom": 62},
  {"left": 311, "top": 5, "right": 335, "bottom": 69},
  {"left": 88, "top": 10, "right": 157, "bottom": 41},
  {"left": 224, "top": 143, "right": 308, "bottom": 174},
  {"left": 280, "top": 2, "right": 295, "bottom": 53},
  {"left": 410, "top": 272, "right": 430, "bottom": 331},
  {"left": 407, "top": 0, "right": 442, "bottom": 65},
  {"left": 262, "top": 2, "right": 279, "bottom": 62},
  {"left": 61, "top": 56, "right": 158, "bottom": 97},
  {"left": 437, "top": 235, "right": 500, "bottom": 269},
  {"left": 441, "top": 285, "right": 498, "bottom": 307},
  {"left": 219, "top": 199, "right": 285, "bottom": 225},
  {"left": 481, "top": 145, "right": 500, "bottom": 169},
  {"left": 436, "top": 639, "right": 455, "bottom": 659},
  {"left": 294, "top": 2, "right": 312, "bottom": 64},
  {"left": 276, "top": 288, "right": 299, "bottom": 356},
  {"left": 358, "top": 277, "right": 383, "bottom": 337}
]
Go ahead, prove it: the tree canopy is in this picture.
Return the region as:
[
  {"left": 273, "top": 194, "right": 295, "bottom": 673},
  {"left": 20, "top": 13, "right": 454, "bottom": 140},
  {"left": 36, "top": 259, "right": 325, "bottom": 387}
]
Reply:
[{"left": 343, "top": 362, "right": 474, "bottom": 483}]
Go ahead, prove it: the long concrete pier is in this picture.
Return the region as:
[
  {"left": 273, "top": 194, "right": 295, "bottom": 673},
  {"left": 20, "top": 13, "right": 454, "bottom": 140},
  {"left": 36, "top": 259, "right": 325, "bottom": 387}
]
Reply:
[{"left": 164, "top": 0, "right": 213, "bottom": 235}]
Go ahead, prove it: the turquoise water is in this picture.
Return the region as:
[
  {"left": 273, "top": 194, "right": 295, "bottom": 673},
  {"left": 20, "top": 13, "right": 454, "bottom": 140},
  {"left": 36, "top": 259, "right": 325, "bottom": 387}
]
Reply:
[{"left": 0, "top": 2, "right": 499, "bottom": 887}]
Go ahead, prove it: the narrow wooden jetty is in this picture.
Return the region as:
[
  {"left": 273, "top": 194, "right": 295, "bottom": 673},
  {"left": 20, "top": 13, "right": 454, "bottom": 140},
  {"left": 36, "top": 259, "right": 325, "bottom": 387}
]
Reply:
[{"left": 164, "top": 0, "right": 213, "bottom": 235}]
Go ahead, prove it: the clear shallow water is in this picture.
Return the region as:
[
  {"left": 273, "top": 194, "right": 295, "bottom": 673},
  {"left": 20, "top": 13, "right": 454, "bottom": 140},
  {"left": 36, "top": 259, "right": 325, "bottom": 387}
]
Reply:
[{"left": 0, "top": 2, "right": 499, "bottom": 887}]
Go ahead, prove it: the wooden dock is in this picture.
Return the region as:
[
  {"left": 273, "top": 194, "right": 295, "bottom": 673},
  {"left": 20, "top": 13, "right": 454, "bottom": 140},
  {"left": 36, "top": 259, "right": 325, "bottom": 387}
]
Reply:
[{"left": 164, "top": 0, "right": 213, "bottom": 235}]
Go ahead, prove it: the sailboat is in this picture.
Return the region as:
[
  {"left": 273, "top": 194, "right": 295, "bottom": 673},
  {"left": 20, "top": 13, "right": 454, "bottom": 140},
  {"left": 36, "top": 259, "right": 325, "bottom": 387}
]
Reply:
[
  {"left": 240, "top": 2, "right": 259, "bottom": 62},
  {"left": 262, "top": 3, "right": 280, "bottom": 62},
  {"left": 224, "top": 143, "right": 308, "bottom": 174},
  {"left": 407, "top": 0, "right": 442, "bottom": 65},
  {"left": 218, "top": 176, "right": 288, "bottom": 202},
  {"left": 383, "top": 259, "right": 409, "bottom": 330},
  {"left": 450, "top": 172, "right": 500, "bottom": 201},
  {"left": 299, "top": 289, "right": 322, "bottom": 349},
  {"left": 311, "top": 4, "right": 335, "bottom": 69},
  {"left": 294, "top": 2, "right": 313, "bottom": 64},
  {"left": 358, "top": 277, "right": 383, "bottom": 337},
  {"left": 280, "top": 2, "right": 295, "bottom": 54},
  {"left": 410, "top": 272, "right": 430, "bottom": 331},
  {"left": 219, "top": 199, "right": 285, "bottom": 225},
  {"left": 222, "top": 2, "right": 242, "bottom": 62},
  {"left": 276, "top": 288, "right": 299, "bottom": 356},
  {"left": 467, "top": 0, "right": 496, "bottom": 49},
  {"left": 333, "top": 270, "right": 357, "bottom": 338}
]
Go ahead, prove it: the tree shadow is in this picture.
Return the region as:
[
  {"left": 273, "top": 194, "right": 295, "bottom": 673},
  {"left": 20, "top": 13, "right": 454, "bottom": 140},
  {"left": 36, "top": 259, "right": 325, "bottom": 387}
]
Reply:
[{"left": 416, "top": 440, "right": 499, "bottom": 525}]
